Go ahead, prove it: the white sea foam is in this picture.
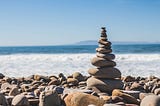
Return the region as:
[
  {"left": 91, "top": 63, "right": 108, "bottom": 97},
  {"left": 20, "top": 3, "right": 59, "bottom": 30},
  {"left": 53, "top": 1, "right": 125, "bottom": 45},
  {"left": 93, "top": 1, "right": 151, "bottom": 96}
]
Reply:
[{"left": 0, "top": 53, "right": 160, "bottom": 77}]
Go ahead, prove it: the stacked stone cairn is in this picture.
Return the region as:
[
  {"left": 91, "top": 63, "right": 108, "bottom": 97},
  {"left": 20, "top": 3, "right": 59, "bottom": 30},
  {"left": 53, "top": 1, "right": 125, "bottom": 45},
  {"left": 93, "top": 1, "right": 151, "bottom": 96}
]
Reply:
[{"left": 87, "top": 27, "right": 124, "bottom": 93}]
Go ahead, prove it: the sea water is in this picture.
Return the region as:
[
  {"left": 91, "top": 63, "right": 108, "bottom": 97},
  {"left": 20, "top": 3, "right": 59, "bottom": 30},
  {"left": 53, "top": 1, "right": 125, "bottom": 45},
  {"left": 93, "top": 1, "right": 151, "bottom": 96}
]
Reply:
[{"left": 0, "top": 44, "right": 160, "bottom": 77}]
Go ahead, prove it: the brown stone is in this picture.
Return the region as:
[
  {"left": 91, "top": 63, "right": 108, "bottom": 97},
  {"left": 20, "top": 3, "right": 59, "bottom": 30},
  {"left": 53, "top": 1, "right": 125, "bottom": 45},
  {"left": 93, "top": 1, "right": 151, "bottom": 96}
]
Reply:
[
  {"left": 12, "top": 94, "right": 29, "bottom": 106},
  {"left": 91, "top": 57, "right": 116, "bottom": 67},
  {"left": 123, "top": 76, "right": 136, "bottom": 82},
  {"left": 9, "top": 87, "right": 20, "bottom": 96},
  {"left": 98, "top": 40, "right": 111, "bottom": 46},
  {"left": 67, "top": 78, "right": 79, "bottom": 86},
  {"left": 48, "top": 78, "right": 60, "bottom": 86},
  {"left": 72, "top": 72, "right": 84, "bottom": 82},
  {"left": 154, "top": 88, "right": 160, "bottom": 95},
  {"left": 130, "top": 82, "right": 144, "bottom": 91},
  {"left": 88, "top": 67, "right": 121, "bottom": 79},
  {"left": 1, "top": 82, "right": 12, "bottom": 90},
  {"left": 112, "top": 89, "right": 139, "bottom": 105},
  {"left": 100, "top": 37, "right": 107, "bottom": 41},
  {"left": 96, "top": 48, "right": 112, "bottom": 54},
  {"left": 139, "top": 93, "right": 154, "bottom": 100},
  {"left": 64, "top": 92, "right": 105, "bottom": 106},
  {"left": 39, "top": 90, "right": 61, "bottom": 106},
  {"left": 140, "top": 95, "right": 160, "bottom": 106},
  {"left": 100, "top": 95, "right": 112, "bottom": 103},
  {"left": 87, "top": 77, "right": 123, "bottom": 92},
  {"left": 96, "top": 53, "right": 115, "bottom": 60}
]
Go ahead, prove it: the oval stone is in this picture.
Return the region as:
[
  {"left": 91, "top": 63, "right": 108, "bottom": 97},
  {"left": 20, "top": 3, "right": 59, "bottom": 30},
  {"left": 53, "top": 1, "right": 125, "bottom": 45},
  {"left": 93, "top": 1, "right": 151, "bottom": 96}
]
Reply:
[
  {"left": 87, "top": 77, "right": 123, "bottom": 93},
  {"left": 96, "top": 53, "right": 115, "bottom": 60},
  {"left": 91, "top": 57, "right": 116, "bottom": 67},
  {"left": 96, "top": 48, "right": 112, "bottom": 54},
  {"left": 140, "top": 95, "right": 160, "bottom": 106},
  {"left": 64, "top": 92, "right": 105, "bottom": 106},
  {"left": 98, "top": 40, "right": 111, "bottom": 46},
  {"left": 88, "top": 67, "right": 121, "bottom": 79},
  {"left": 99, "top": 44, "right": 111, "bottom": 49}
]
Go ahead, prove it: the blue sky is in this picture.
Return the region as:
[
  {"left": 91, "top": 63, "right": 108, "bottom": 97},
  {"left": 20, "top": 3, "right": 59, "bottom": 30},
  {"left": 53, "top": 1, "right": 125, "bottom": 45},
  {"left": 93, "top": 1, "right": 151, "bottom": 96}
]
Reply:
[{"left": 0, "top": 0, "right": 160, "bottom": 46}]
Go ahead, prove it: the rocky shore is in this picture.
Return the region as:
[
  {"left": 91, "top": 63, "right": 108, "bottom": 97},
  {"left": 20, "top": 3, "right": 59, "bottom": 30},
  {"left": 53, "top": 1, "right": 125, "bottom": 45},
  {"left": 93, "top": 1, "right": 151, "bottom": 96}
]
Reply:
[
  {"left": 0, "top": 73, "right": 160, "bottom": 106},
  {"left": 0, "top": 28, "right": 160, "bottom": 106}
]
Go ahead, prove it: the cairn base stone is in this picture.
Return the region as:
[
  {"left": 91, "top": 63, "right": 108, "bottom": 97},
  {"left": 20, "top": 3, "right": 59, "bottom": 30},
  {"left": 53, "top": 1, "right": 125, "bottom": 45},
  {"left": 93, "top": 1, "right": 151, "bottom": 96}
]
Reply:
[{"left": 87, "top": 77, "right": 123, "bottom": 92}]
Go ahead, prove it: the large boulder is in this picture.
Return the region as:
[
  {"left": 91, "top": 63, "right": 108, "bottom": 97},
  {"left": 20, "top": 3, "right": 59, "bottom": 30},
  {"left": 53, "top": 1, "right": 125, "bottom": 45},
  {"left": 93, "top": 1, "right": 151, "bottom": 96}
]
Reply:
[
  {"left": 88, "top": 67, "right": 121, "bottom": 79},
  {"left": 87, "top": 77, "right": 123, "bottom": 93},
  {"left": 64, "top": 92, "right": 105, "bottom": 106},
  {"left": 12, "top": 94, "right": 29, "bottom": 106},
  {"left": 140, "top": 95, "right": 160, "bottom": 106},
  {"left": 91, "top": 57, "right": 116, "bottom": 67},
  {"left": 39, "top": 90, "right": 61, "bottom": 106}
]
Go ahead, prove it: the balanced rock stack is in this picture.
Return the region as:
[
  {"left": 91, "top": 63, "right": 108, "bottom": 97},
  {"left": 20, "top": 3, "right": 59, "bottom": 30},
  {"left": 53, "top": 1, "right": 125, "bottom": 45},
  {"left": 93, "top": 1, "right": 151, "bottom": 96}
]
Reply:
[{"left": 87, "top": 27, "right": 123, "bottom": 93}]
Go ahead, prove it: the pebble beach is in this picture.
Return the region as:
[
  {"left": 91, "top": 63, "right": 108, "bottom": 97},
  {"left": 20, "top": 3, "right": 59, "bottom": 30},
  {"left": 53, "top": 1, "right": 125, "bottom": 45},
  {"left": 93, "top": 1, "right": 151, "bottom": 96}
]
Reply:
[{"left": 0, "top": 28, "right": 160, "bottom": 106}]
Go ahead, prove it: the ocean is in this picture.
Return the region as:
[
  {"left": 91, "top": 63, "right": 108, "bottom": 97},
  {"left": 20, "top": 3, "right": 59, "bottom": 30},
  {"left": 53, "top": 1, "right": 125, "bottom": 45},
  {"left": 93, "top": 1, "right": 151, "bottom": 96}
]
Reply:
[{"left": 0, "top": 44, "right": 160, "bottom": 77}]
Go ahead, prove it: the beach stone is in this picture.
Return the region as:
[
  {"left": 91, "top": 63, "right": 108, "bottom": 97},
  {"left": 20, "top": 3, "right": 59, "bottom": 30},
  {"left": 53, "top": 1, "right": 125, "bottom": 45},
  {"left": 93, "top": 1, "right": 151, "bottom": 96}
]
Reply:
[
  {"left": 139, "top": 93, "right": 155, "bottom": 100},
  {"left": 67, "top": 78, "right": 78, "bottom": 86},
  {"left": 0, "top": 73, "right": 5, "bottom": 79},
  {"left": 54, "top": 86, "right": 64, "bottom": 94},
  {"left": 112, "top": 89, "right": 139, "bottom": 105},
  {"left": 48, "top": 78, "right": 60, "bottom": 86},
  {"left": 63, "top": 88, "right": 93, "bottom": 95},
  {"left": 0, "top": 93, "right": 8, "bottom": 106},
  {"left": 3, "top": 77, "right": 12, "bottom": 83},
  {"left": 34, "top": 89, "right": 41, "bottom": 97},
  {"left": 91, "top": 57, "right": 116, "bottom": 67},
  {"left": 87, "top": 77, "right": 123, "bottom": 92},
  {"left": 112, "top": 96, "right": 124, "bottom": 103},
  {"left": 28, "top": 99, "right": 39, "bottom": 106},
  {"left": 12, "top": 94, "right": 29, "bottom": 106},
  {"left": 88, "top": 67, "right": 121, "bottom": 79},
  {"left": 96, "top": 53, "right": 115, "bottom": 60},
  {"left": 98, "top": 44, "right": 111, "bottom": 49},
  {"left": 98, "top": 40, "right": 111, "bottom": 46},
  {"left": 1, "top": 82, "right": 11, "bottom": 90},
  {"left": 72, "top": 72, "right": 84, "bottom": 82},
  {"left": 39, "top": 90, "right": 61, "bottom": 106},
  {"left": 34, "top": 75, "right": 50, "bottom": 82},
  {"left": 9, "top": 87, "right": 20, "bottom": 96},
  {"left": 130, "top": 82, "right": 144, "bottom": 91},
  {"left": 100, "top": 95, "right": 112, "bottom": 103},
  {"left": 140, "top": 95, "right": 160, "bottom": 106},
  {"left": 58, "top": 73, "right": 66, "bottom": 83},
  {"left": 100, "top": 37, "right": 107, "bottom": 40},
  {"left": 123, "top": 76, "right": 136, "bottom": 82},
  {"left": 154, "top": 88, "right": 160, "bottom": 95},
  {"left": 122, "top": 90, "right": 141, "bottom": 99},
  {"left": 64, "top": 92, "right": 105, "bottom": 106},
  {"left": 96, "top": 48, "right": 112, "bottom": 54}
]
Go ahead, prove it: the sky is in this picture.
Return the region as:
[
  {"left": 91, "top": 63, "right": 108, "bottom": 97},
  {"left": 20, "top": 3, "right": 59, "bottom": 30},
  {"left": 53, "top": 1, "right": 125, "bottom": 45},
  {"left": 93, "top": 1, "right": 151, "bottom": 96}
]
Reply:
[{"left": 0, "top": 0, "right": 160, "bottom": 46}]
